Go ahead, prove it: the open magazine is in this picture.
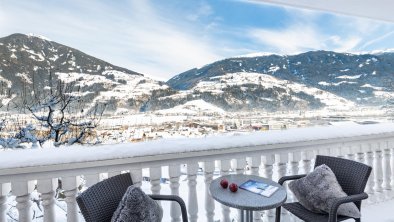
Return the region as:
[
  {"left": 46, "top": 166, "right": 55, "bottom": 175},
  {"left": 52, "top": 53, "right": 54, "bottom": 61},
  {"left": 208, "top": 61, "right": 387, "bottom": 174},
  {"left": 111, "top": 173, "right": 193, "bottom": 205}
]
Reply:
[{"left": 239, "top": 180, "right": 279, "bottom": 197}]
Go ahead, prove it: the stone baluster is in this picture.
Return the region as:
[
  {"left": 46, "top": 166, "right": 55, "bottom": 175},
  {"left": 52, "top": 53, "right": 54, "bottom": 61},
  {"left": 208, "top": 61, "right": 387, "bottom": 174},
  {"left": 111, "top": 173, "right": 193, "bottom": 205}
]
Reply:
[
  {"left": 381, "top": 141, "right": 392, "bottom": 193},
  {"left": 390, "top": 141, "right": 394, "bottom": 189},
  {"left": 12, "top": 180, "right": 35, "bottom": 222},
  {"left": 276, "top": 153, "right": 289, "bottom": 218},
  {"left": 234, "top": 158, "right": 246, "bottom": 175},
  {"left": 373, "top": 143, "right": 383, "bottom": 193},
  {"left": 275, "top": 153, "right": 288, "bottom": 181},
  {"left": 219, "top": 159, "right": 231, "bottom": 222},
  {"left": 289, "top": 151, "right": 301, "bottom": 177},
  {"left": 300, "top": 150, "right": 313, "bottom": 174},
  {"left": 84, "top": 173, "right": 100, "bottom": 187},
  {"left": 62, "top": 176, "right": 81, "bottom": 222},
  {"left": 355, "top": 144, "right": 365, "bottom": 163},
  {"left": 130, "top": 169, "right": 143, "bottom": 188},
  {"left": 37, "top": 178, "right": 57, "bottom": 222},
  {"left": 345, "top": 145, "right": 355, "bottom": 160},
  {"left": 203, "top": 161, "right": 215, "bottom": 222},
  {"left": 150, "top": 167, "right": 161, "bottom": 195},
  {"left": 187, "top": 162, "right": 199, "bottom": 222},
  {"left": 261, "top": 154, "right": 274, "bottom": 220},
  {"left": 0, "top": 183, "right": 11, "bottom": 222},
  {"left": 169, "top": 164, "right": 182, "bottom": 222},
  {"left": 337, "top": 144, "right": 346, "bottom": 159},
  {"left": 288, "top": 151, "right": 301, "bottom": 203},
  {"left": 233, "top": 158, "right": 246, "bottom": 221},
  {"left": 363, "top": 143, "right": 375, "bottom": 195},
  {"left": 250, "top": 156, "right": 262, "bottom": 222}
]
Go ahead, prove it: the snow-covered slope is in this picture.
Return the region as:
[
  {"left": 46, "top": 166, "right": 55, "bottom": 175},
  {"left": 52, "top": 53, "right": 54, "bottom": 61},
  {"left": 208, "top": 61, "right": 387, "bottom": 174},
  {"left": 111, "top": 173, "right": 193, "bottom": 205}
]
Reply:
[
  {"left": 156, "top": 99, "right": 225, "bottom": 115},
  {"left": 168, "top": 50, "right": 394, "bottom": 107},
  {"left": 193, "top": 72, "right": 354, "bottom": 110},
  {"left": 0, "top": 33, "right": 176, "bottom": 112}
]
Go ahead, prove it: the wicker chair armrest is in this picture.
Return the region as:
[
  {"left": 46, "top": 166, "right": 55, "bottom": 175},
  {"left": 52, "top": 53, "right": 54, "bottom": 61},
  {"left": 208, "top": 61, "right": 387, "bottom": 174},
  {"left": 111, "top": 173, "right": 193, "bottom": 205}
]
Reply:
[
  {"left": 278, "top": 174, "right": 307, "bottom": 185},
  {"left": 328, "top": 192, "right": 368, "bottom": 222},
  {"left": 149, "top": 194, "right": 188, "bottom": 222}
]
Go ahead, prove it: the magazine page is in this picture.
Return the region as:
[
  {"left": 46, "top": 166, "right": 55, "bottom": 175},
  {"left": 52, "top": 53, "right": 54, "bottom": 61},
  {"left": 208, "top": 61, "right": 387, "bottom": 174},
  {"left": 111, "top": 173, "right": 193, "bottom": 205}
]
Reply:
[{"left": 239, "top": 180, "right": 279, "bottom": 197}]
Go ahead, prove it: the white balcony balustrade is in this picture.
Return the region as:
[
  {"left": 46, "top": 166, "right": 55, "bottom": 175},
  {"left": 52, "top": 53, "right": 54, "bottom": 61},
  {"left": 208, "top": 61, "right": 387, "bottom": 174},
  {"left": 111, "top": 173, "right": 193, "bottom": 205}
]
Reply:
[{"left": 0, "top": 123, "right": 394, "bottom": 221}]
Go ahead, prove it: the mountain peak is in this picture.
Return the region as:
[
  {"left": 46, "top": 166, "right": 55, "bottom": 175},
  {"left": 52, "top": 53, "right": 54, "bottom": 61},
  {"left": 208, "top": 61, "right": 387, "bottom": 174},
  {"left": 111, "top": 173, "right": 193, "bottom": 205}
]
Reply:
[{"left": 27, "top": 33, "right": 52, "bottom": 42}]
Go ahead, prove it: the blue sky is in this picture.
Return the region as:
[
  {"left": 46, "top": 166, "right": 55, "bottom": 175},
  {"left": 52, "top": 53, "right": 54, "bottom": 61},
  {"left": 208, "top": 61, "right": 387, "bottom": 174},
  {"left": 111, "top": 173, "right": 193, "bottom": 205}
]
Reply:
[{"left": 1, "top": 0, "right": 394, "bottom": 80}]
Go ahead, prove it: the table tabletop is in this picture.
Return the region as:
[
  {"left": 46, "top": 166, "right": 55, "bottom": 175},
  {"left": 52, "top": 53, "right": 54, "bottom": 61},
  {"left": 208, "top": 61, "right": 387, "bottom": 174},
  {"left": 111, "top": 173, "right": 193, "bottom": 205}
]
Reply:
[{"left": 209, "top": 174, "right": 287, "bottom": 211}]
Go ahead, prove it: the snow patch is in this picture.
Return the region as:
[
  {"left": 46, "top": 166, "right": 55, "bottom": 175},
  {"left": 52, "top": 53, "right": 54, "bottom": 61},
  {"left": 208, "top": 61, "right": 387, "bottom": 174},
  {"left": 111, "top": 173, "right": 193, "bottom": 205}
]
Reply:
[
  {"left": 268, "top": 66, "right": 280, "bottom": 72},
  {"left": 336, "top": 74, "right": 362, "bottom": 80},
  {"left": 361, "top": 84, "right": 385, "bottom": 90},
  {"left": 16, "top": 73, "right": 32, "bottom": 84},
  {"left": 232, "top": 52, "right": 278, "bottom": 58},
  {"left": 26, "top": 49, "right": 45, "bottom": 61},
  {"left": 27, "top": 33, "right": 52, "bottom": 41},
  {"left": 156, "top": 100, "right": 225, "bottom": 116}
]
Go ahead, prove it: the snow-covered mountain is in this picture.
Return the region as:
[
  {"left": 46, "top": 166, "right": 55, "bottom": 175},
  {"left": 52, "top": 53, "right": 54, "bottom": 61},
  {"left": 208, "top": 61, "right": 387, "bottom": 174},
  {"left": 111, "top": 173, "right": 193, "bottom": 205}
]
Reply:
[
  {"left": 2, "top": 33, "right": 392, "bottom": 113},
  {"left": 0, "top": 33, "right": 176, "bottom": 112},
  {"left": 168, "top": 51, "right": 394, "bottom": 108}
]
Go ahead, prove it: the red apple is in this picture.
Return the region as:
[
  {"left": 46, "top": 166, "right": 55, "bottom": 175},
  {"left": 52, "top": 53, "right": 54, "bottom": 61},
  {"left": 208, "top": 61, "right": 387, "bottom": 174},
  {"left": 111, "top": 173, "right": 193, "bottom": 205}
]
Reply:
[
  {"left": 229, "top": 183, "right": 238, "bottom": 192},
  {"left": 220, "top": 179, "right": 229, "bottom": 189}
]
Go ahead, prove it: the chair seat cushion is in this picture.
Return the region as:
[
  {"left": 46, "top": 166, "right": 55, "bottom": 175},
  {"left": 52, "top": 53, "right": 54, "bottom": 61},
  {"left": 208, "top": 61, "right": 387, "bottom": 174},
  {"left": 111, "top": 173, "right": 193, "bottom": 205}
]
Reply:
[
  {"left": 283, "top": 202, "right": 352, "bottom": 222},
  {"left": 111, "top": 186, "right": 163, "bottom": 222},
  {"left": 288, "top": 164, "right": 361, "bottom": 218}
]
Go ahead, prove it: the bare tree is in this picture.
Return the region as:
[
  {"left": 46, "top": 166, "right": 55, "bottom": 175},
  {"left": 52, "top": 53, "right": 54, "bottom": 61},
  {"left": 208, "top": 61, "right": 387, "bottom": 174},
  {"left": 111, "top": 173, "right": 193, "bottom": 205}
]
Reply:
[{"left": 23, "top": 79, "right": 105, "bottom": 147}]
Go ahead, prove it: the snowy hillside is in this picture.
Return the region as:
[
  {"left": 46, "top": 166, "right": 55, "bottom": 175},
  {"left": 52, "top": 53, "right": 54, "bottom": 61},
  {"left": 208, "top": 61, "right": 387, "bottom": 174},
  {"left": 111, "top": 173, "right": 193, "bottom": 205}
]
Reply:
[
  {"left": 155, "top": 99, "right": 225, "bottom": 115},
  {"left": 168, "top": 50, "right": 394, "bottom": 107},
  {"left": 0, "top": 33, "right": 175, "bottom": 112},
  {"left": 193, "top": 72, "right": 354, "bottom": 110}
]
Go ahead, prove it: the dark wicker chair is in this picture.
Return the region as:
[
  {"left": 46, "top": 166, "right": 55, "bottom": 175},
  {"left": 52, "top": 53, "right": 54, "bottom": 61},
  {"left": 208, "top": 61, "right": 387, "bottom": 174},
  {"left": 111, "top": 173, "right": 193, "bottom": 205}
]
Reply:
[
  {"left": 76, "top": 173, "right": 188, "bottom": 222},
  {"left": 275, "top": 155, "right": 372, "bottom": 222}
]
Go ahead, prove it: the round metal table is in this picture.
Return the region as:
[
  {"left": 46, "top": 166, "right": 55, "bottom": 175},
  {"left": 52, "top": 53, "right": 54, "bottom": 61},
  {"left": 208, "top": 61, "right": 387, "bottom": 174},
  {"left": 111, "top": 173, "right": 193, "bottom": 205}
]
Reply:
[{"left": 209, "top": 174, "right": 287, "bottom": 222}]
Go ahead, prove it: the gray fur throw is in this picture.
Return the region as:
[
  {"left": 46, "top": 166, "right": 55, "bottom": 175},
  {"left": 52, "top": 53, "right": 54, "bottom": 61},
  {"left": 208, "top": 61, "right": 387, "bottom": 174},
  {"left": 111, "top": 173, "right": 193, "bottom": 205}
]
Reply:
[
  {"left": 289, "top": 164, "right": 361, "bottom": 218},
  {"left": 111, "top": 186, "right": 163, "bottom": 222}
]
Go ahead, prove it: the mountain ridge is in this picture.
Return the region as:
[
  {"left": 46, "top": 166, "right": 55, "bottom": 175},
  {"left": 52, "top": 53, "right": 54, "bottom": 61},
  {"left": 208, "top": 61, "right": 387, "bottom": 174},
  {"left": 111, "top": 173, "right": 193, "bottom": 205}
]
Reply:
[
  {"left": 167, "top": 50, "right": 394, "bottom": 107},
  {"left": 0, "top": 33, "right": 176, "bottom": 112},
  {"left": 1, "top": 33, "right": 393, "bottom": 113}
]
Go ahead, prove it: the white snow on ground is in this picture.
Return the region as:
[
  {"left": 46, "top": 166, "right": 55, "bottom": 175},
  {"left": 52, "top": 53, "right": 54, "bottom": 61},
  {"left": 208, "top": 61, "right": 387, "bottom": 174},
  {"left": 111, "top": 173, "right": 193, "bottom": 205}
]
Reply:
[
  {"left": 336, "top": 74, "right": 362, "bottom": 79},
  {"left": 155, "top": 99, "right": 225, "bottom": 116},
  {"left": 55, "top": 70, "right": 168, "bottom": 110},
  {"left": 374, "top": 91, "right": 394, "bottom": 99},
  {"left": 268, "top": 66, "right": 280, "bottom": 72},
  {"left": 26, "top": 49, "right": 45, "bottom": 61},
  {"left": 0, "top": 76, "right": 12, "bottom": 88},
  {"left": 319, "top": 81, "right": 358, "bottom": 86},
  {"left": 194, "top": 72, "right": 355, "bottom": 109},
  {"left": 27, "top": 33, "right": 52, "bottom": 41},
  {"left": 361, "top": 84, "right": 385, "bottom": 90},
  {"left": 232, "top": 52, "right": 278, "bottom": 58},
  {"left": 56, "top": 72, "right": 114, "bottom": 87},
  {"left": 362, "top": 198, "right": 394, "bottom": 222},
  {"left": 1, "top": 123, "right": 394, "bottom": 169},
  {"left": 15, "top": 72, "right": 32, "bottom": 84}
]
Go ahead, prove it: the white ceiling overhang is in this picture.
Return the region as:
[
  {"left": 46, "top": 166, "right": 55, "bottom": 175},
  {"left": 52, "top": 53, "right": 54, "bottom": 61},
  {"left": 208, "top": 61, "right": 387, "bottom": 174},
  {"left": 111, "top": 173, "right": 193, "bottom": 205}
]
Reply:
[{"left": 255, "top": 0, "right": 394, "bottom": 23}]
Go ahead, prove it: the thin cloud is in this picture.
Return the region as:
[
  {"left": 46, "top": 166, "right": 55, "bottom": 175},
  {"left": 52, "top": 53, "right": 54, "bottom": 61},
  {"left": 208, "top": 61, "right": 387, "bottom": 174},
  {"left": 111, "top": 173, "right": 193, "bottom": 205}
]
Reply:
[{"left": 248, "top": 25, "right": 327, "bottom": 54}]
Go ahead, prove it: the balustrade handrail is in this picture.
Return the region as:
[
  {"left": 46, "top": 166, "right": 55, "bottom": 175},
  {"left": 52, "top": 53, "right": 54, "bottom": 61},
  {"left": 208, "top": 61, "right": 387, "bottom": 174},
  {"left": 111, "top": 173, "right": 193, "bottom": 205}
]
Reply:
[{"left": 1, "top": 123, "right": 394, "bottom": 183}]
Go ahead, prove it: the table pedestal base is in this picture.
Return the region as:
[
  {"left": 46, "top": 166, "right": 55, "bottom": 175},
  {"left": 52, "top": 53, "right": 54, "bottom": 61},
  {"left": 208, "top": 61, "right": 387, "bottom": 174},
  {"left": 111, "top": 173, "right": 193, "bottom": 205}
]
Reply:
[{"left": 240, "top": 210, "right": 254, "bottom": 222}]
